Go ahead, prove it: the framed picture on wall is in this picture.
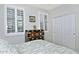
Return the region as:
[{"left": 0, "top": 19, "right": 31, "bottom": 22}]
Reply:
[{"left": 29, "top": 16, "right": 36, "bottom": 22}]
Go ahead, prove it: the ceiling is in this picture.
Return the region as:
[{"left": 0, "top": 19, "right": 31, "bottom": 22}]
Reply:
[{"left": 29, "top": 4, "right": 62, "bottom": 11}]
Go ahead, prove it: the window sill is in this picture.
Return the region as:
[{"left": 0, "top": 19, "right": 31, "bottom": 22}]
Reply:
[{"left": 5, "top": 32, "right": 25, "bottom": 36}]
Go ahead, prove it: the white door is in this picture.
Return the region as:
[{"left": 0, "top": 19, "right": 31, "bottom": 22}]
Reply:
[
  {"left": 52, "top": 14, "right": 76, "bottom": 49},
  {"left": 52, "top": 16, "right": 63, "bottom": 45}
]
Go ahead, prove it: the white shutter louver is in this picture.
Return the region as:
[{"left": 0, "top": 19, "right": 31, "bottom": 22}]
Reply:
[
  {"left": 7, "top": 7, "right": 15, "bottom": 33},
  {"left": 44, "top": 15, "right": 47, "bottom": 31},
  {"left": 40, "top": 13, "right": 47, "bottom": 31},
  {"left": 17, "top": 9, "right": 24, "bottom": 32}
]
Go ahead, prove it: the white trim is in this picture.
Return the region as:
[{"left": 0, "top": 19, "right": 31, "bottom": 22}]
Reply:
[
  {"left": 4, "top": 5, "right": 7, "bottom": 36},
  {"left": 23, "top": 8, "right": 25, "bottom": 33},
  {"left": 4, "top": 5, "right": 25, "bottom": 36}
]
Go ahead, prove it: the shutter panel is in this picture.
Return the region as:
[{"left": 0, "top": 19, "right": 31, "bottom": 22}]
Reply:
[
  {"left": 44, "top": 15, "right": 47, "bottom": 31},
  {"left": 40, "top": 14, "right": 43, "bottom": 30},
  {"left": 17, "top": 9, "right": 24, "bottom": 32},
  {"left": 40, "top": 14, "right": 48, "bottom": 31},
  {"left": 7, "top": 7, "right": 15, "bottom": 33}
]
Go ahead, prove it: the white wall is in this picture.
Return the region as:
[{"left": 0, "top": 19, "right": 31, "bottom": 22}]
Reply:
[
  {"left": 48, "top": 4, "right": 79, "bottom": 52},
  {"left": 0, "top": 4, "right": 48, "bottom": 44}
]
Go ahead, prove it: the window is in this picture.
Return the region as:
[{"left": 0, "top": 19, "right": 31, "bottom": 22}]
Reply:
[
  {"left": 6, "top": 6, "right": 24, "bottom": 35},
  {"left": 40, "top": 13, "right": 48, "bottom": 31}
]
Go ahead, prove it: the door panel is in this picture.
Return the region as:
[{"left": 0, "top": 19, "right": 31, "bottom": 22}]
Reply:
[
  {"left": 53, "top": 16, "right": 63, "bottom": 45},
  {"left": 52, "top": 14, "right": 75, "bottom": 49}
]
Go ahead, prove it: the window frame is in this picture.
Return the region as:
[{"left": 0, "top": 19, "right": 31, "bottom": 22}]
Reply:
[{"left": 4, "top": 5, "right": 25, "bottom": 36}]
